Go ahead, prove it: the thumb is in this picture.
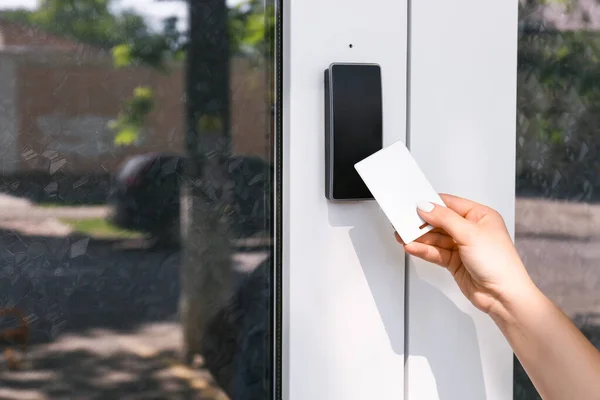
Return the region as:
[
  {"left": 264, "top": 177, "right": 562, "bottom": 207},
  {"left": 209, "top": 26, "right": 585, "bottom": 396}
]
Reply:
[{"left": 416, "top": 201, "right": 475, "bottom": 244}]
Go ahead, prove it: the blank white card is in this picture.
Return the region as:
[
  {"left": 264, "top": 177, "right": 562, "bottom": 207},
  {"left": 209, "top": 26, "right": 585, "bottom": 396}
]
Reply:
[{"left": 354, "top": 140, "right": 446, "bottom": 244}]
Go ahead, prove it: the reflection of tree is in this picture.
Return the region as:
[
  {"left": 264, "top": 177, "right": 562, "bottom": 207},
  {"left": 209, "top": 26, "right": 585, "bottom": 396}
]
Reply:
[
  {"left": 2, "top": 0, "right": 183, "bottom": 146},
  {"left": 2, "top": 0, "right": 270, "bottom": 146},
  {"left": 4, "top": 0, "right": 133, "bottom": 48},
  {"left": 2, "top": 0, "right": 183, "bottom": 67},
  {"left": 180, "top": 2, "right": 273, "bottom": 399},
  {"left": 179, "top": 0, "right": 232, "bottom": 367},
  {"left": 229, "top": 0, "right": 276, "bottom": 59},
  {"left": 518, "top": 0, "right": 600, "bottom": 201}
]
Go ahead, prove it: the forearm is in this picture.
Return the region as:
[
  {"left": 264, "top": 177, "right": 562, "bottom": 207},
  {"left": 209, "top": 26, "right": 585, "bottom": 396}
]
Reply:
[{"left": 490, "top": 281, "right": 600, "bottom": 400}]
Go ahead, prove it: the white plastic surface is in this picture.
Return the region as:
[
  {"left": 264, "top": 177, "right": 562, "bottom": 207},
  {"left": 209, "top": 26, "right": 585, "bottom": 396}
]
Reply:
[
  {"left": 406, "top": 0, "right": 518, "bottom": 399},
  {"left": 283, "top": 0, "right": 408, "bottom": 399},
  {"left": 355, "top": 140, "right": 445, "bottom": 244}
]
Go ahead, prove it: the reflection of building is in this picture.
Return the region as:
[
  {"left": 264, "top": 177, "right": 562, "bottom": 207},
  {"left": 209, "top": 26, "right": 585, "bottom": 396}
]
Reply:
[{"left": 0, "top": 19, "right": 269, "bottom": 177}]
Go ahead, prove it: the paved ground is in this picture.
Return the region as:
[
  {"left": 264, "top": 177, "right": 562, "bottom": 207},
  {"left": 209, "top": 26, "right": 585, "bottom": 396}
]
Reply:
[
  {"left": 0, "top": 322, "right": 227, "bottom": 400},
  {"left": 0, "top": 235, "right": 228, "bottom": 400},
  {"left": 0, "top": 194, "right": 109, "bottom": 237},
  {"left": 0, "top": 196, "right": 269, "bottom": 400},
  {"left": 0, "top": 194, "right": 109, "bottom": 220},
  {"left": 515, "top": 197, "right": 600, "bottom": 318}
]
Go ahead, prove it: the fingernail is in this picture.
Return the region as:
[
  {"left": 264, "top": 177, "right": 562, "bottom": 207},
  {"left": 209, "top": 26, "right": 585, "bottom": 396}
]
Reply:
[{"left": 417, "top": 201, "right": 435, "bottom": 212}]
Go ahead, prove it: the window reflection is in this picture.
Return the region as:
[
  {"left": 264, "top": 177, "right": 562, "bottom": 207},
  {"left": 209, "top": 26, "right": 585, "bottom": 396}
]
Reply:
[
  {"left": 516, "top": 1, "right": 600, "bottom": 398},
  {"left": 0, "top": 1, "right": 275, "bottom": 399}
]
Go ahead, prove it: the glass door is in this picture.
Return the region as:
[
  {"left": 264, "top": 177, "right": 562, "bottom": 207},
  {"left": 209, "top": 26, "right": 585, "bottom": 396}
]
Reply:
[
  {"left": 516, "top": 1, "right": 600, "bottom": 398},
  {"left": 0, "top": 1, "right": 279, "bottom": 399}
]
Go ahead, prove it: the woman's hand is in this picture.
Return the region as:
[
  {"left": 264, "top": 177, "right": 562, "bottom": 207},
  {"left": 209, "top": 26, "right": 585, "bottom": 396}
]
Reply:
[
  {"left": 400, "top": 194, "right": 600, "bottom": 400},
  {"left": 396, "top": 194, "right": 535, "bottom": 314}
]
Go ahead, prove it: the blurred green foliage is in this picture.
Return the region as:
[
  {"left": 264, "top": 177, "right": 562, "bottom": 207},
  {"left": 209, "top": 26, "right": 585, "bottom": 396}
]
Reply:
[
  {"left": 3, "top": 0, "right": 125, "bottom": 47},
  {"left": 2, "top": 0, "right": 270, "bottom": 147},
  {"left": 108, "top": 86, "right": 155, "bottom": 146},
  {"left": 517, "top": 1, "right": 600, "bottom": 200},
  {"left": 3, "top": 0, "right": 185, "bottom": 69},
  {"left": 229, "top": 0, "right": 275, "bottom": 59},
  {"left": 2, "top": 0, "right": 184, "bottom": 146}
]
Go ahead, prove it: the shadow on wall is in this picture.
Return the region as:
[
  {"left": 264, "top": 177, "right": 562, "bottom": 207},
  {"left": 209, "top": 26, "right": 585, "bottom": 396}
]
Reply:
[
  {"left": 404, "top": 269, "right": 486, "bottom": 400},
  {"left": 514, "top": 312, "right": 600, "bottom": 400},
  {"left": 327, "top": 202, "right": 405, "bottom": 355},
  {"left": 328, "top": 202, "right": 486, "bottom": 399}
]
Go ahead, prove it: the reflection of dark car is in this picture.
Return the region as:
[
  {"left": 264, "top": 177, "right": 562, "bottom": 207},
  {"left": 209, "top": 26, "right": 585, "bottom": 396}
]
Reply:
[{"left": 108, "top": 152, "right": 271, "bottom": 246}]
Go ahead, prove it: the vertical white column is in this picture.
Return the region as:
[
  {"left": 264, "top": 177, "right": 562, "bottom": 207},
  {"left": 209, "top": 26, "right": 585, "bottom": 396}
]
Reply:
[
  {"left": 406, "top": 1, "right": 518, "bottom": 399},
  {"left": 283, "top": 0, "right": 408, "bottom": 398}
]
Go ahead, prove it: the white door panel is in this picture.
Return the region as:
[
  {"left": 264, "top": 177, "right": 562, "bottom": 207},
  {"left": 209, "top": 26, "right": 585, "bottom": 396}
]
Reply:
[
  {"left": 283, "top": 0, "right": 408, "bottom": 398},
  {"left": 406, "top": 0, "right": 518, "bottom": 399}
]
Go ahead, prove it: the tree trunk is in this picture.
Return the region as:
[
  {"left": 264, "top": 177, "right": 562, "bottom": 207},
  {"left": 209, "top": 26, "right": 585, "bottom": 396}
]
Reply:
[{"left": 180, "top": 0, "right": 233, "bottom": 364}]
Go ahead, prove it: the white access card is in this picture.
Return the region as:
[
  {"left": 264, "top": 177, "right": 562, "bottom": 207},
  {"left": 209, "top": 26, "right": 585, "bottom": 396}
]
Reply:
[{"left": 354, "top": 140, "right": 446, "bottom": 244}]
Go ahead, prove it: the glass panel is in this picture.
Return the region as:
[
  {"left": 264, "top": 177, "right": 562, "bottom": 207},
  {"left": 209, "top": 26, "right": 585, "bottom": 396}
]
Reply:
[
  {"left": 516, "top": 1, "right": 599, "bottom": 398},
  {"left": 0, "top": 1, "right": 276, "bottom": 399}
]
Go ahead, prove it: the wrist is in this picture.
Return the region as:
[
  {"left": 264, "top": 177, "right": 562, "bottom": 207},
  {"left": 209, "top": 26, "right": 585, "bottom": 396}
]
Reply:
[{"left": 487, "top": 275, "right": 545, "bottom": 328}]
